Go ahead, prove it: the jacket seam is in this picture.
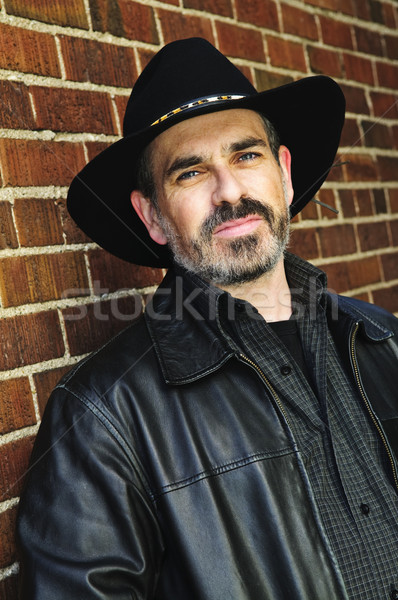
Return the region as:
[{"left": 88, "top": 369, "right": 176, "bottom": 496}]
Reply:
[
  {"left": 152, "top": 447, "right": 295, "bottom": 499},
  {"left": 56, "top": 383, "right": 156, "bottom": 503}
]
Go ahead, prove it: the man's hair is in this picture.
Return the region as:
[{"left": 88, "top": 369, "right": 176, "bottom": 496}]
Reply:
[{"left": 135, "top": 112, "right": 280, "bottom": 208}]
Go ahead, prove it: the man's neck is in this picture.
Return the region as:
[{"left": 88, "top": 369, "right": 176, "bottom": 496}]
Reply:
[{"left": 216, "top": 259, "right": 292, "bottom": 322}]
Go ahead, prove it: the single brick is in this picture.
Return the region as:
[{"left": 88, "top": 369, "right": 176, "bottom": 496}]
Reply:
[
  {"left": 355, "top": 189, "right": 374, "bottom": 216},
  {"left": 376, "top": 61, "right": 398, "bottom": 90},
  {"left": 370, "top": 91, "right": 398, "bottom": 119},
  {"left": 347, "top": 256, "right": 381, "bottom": 289},
  {"left": 255, "top": 70, "right": 293, "bottom": 92},
  {"left": 357, "top": 221, "right": 389, "bottom": 252},
  {"left": 31, "top": 86, "right": 117, "bottom": 135},
  {"left": 0, "top": 80, "right": 35, "bottom": 130},
  {"left": 63, "top": 295, "right": 142, "bottom": 356},
  {"left": 317, "top": 224, "right": 356, "bottom": 257},
  {"left": 378, "top": 1, "right": 397, "bottom": 28},
  {"left": 324, "top": 156, "right": 345, "bottom": 183},
  {"left": 137, "top": 50, "right": 157, "bottom": 75},
  {"left": 282, "top": 4, "right": 318, "bottom": 40},
  {"left": 390, "top": 219, "right": 398, "bottom": 246},
  {"left": 389, "top": 189, "right": 398, "bottom": 213},
  {"left": 0, "top": 139, "right": 86, "bottom": 187},
  {"left": 0, "top": 203, "right": 18, "bottom": 250},
  {"left": 339, "top": 189, "right": 356, "bottom": 218},
  {"left": 88, "top": 248, "right": 163, "bottom": 293},
  {"left": 361, "top": 119, "right": 393, "bottom": 149},
  {"left": 90, "top": 0, "right": 158, "bottom": 43},
  {"left": 158, "top": 9, "right": 214, "bottom": 46},
  {"left": 114, "top": 95, "right": 129, "bottom": 132},
  {"left": 320, "top": 261, "right": 350, "bottom": 294},
  {"left": 14, "top": 198, "right": 64, "bottom": 247},
  {"left": 34, "top": 366, "right": 71, "bottom": 416},
  {"left": 0, "top": 311, "right": 64, "bottom": 371},
  {"left": 235, "top": 0, "right": 279, "bottom": 30},
  {"left": 393, "top": 125, "right": 398, "bottom": 150},
  {"left": 385, "top": 34, "right": 398, "bottom": 60},
  {"left": 184, "top": 0, "right": 233, "bottom": 17},
  {"left": 0, "top": 252, "right": 90, "bottom": 307},
  {"left": 340, "top": 83, "right": 369, "bottom": 115},
  {"left": 343, "top": 153, "right": 378, "bottom": 182},
  {"left": 55, "top": 198, "right": 92, "bottom": 245},
  {"left": 354, "top": 26, "right": 383, "bottom": 57},
  {"left": 0, "top": 436, "right": 35, "bottom": 502},
  {"left": 288, "top": 227, "right": 318, "bottom": 259},
  {"left": 4, "top": 0, "right": 89, "bottom": 28},
  {"left": 378, "top": 155, "right": 398, "bottom": 181},
  {"left": 373, "top": 189, "right": 387, "bottom": 213},
  {"left": 59, "top": 35, "right": 137, "bottom": 87},
  {"left": 317, "top": 189, "right": 338, "bottom": 220},
  {"left": 381, "top": 251, "right": 398, "bottom": 281},
  {"left": 267, "top": 36, "right": 306, "bottom": 72},
  {"left": 0, "top": 378, "right": 36, "bottom": 435},
  {"left": 0, "top": 505, "right": 17, "bottom": 568},
  {"left": 340, "top": 118, "right": 362, "bottom": 148},
  {"left": 299, "top": 198, "right": 319, "bottom": 221},
  {"left": 373, "top": 285, "right": 398, "bottom": 314},
  {"left": 217, "top": 22, "right": 265, "bottom": 62},
  {"left": 307, "top": 46, "right": 342, "bottom": 77},
  {"left": 343, "top": 53, "right": 374, "bottom": 85},
  {"left": 319, "top": 16, "right": 353, "bottom": 50},
  {"left": 85, "top": 141, "right": 112, "bottom": 161},
  {"left": 352, "top": 0, "right": 371, "bottom": 20},
  {"left": 0, "top": 23, "right": 60, "bottom": 77}
]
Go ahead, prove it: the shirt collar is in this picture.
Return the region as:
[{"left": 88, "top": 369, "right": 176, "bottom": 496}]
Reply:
[{"left": 173, "top": 252, "right": 328, "bottom": 325}]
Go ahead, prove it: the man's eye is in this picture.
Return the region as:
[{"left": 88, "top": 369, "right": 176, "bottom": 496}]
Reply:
[
  {"left": 177, "top": 170, "right": 199, "bottom": 181},
  {"left": 239, "top": 152, "right": 258, "bottom": 162}
]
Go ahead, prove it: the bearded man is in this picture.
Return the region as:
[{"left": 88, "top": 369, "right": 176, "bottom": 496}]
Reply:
[{"left": 17, "top": 38, "right": 398, "bottom": 600}]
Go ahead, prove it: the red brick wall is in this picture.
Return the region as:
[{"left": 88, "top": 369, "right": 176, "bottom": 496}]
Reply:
[{"left": 0, "top": 0, "right": 397, "bottom": 595}]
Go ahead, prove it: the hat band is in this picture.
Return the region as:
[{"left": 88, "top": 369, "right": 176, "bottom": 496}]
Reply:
[{"left": 150, "top": 94, "right": 247, "bottom": 127}]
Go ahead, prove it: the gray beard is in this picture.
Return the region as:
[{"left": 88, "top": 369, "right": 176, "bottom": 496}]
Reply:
[{"left": 157, "top": 196, "right": 290, "bottom": 286}]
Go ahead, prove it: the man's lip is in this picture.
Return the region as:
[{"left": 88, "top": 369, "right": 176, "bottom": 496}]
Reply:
[{"left": 213, "top": 215, "right": 263, "bottom": 238}]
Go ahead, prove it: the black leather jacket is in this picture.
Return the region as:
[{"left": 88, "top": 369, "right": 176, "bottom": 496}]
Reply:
[{"left": 17, "top": 262, "right": 398, "bottom": 600}]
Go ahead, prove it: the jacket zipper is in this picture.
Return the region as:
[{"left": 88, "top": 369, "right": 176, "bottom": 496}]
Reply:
[
  {"left": 239, "top": 353, "right": 291, "bottom": 428},
  {"left": 350, "top": 322, "right": 398, "bottom": 491}
]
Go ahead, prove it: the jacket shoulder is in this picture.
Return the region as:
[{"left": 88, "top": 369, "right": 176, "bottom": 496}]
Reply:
[{"left": 57, "top": 314, "right": 160, "bottom": 403}]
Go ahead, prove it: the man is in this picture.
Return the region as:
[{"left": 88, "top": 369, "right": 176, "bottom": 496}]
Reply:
[{"left": 17, "top": 38, "right": 398, "bottom": 599}]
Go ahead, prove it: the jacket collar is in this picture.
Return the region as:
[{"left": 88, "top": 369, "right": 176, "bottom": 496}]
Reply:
[{"left": 145, "top": 254, "right": 392, "bottom": 385}]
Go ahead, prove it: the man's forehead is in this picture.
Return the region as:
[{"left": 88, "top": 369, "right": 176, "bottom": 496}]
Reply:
[{"left": 150, "top": 108, "right": 269, "bottom": 169}]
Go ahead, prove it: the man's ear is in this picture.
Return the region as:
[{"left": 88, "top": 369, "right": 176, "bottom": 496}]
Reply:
[
  {"left": 130, "top": 191, "right": 168, "bottom": 245},
  {"left": 278, "top": 145, "right": 294, "bottom": 207}
]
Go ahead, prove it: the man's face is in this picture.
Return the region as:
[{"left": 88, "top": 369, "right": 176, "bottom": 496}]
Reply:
[{"left": 133, "top": 109, "right": 294, "bottom": 286}]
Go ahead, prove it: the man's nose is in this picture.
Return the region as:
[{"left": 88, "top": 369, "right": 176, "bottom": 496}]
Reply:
[{"left": 211, "top": 166, "right": 248, "bottom": 206}]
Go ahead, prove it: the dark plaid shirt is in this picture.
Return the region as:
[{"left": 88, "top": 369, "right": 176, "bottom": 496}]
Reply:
[{"left": 180, "top": 253, "right": 398, "bottom": 600}]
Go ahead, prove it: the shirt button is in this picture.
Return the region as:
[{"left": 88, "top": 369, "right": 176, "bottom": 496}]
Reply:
[
  {"left": 280, "top": 365, "right": 292, "bottom": 376},
  {"left": 360, "top": 503, "right": 370, "bottom": 515},
  {"left": 390, "top": 590, "right": 398, "bottom": 600}
]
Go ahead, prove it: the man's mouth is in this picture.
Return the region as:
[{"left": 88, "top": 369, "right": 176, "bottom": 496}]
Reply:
[{"left": 213, "top": 215, "right": 263, "bottom": 239}]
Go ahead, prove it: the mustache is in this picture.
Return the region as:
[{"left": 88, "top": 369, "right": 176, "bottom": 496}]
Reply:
[{"left": 200, "top": 197, "right": 276, "bottom": 239}]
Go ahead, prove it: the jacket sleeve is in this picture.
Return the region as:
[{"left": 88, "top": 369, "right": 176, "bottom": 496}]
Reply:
[{"left": 16, "top": 384, "right": 164, "bottom": 600}]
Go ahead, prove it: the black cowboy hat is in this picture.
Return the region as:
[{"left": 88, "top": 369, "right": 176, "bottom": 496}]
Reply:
[{"left": 67, "top": 37, "right": 345, "bottom": 267}]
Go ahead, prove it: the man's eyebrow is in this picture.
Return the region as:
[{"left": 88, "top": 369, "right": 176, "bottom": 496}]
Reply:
[
  {"left": 166, "top": 155, "right": 204, "bottom": 179},
  {"left": 227, "top": 137, "right": 268, "bottom": 153}
]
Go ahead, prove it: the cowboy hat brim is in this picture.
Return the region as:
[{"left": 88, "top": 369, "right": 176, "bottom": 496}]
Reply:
[{"left": 67, "top": 74, "right": 345, "bottom": 267}]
